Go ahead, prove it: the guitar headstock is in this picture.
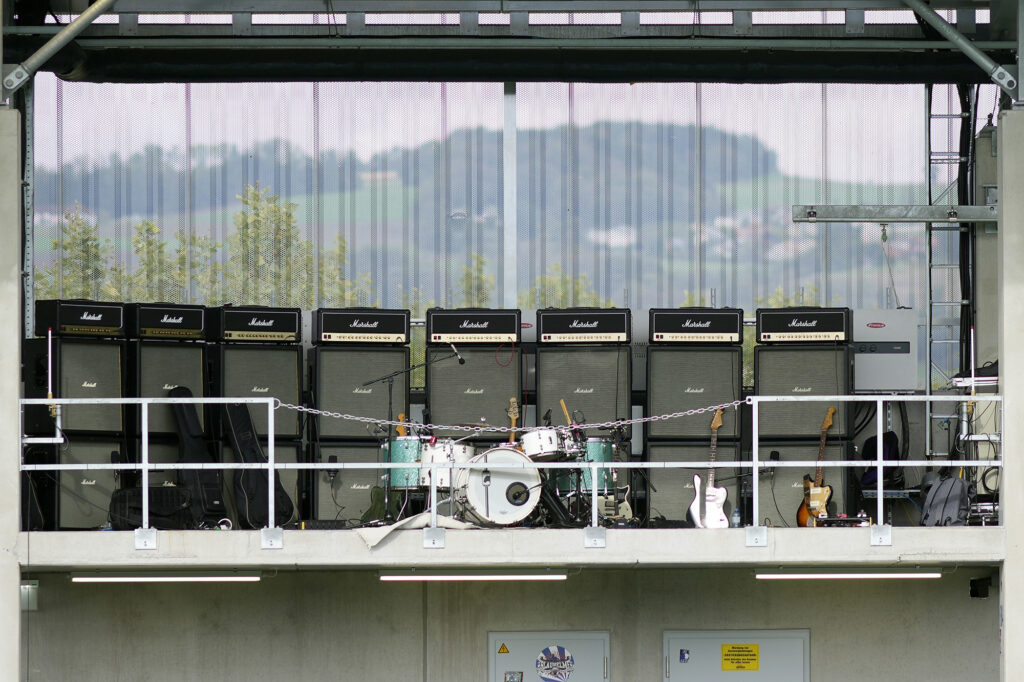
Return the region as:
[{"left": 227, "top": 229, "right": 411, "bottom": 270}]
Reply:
[
  {"left": 710, "top": 409, "right": 724, "bottom": 431},
  {"left": 822, "top": 406, "right": 836, "bottom": 431},
  {"left": 507, "top": 397, "right": 520, "bottom": 420}
]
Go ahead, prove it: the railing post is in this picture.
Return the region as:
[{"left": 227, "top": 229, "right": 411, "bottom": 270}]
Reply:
[
  {"left": 591, "top": 462, "right": 599, "bottom": 528},
  {"left": 751, "top": 398, "right": 760, "bottom": 527},
  {"left": 266, "top": 399, "right": 276, "bottom": 529},
  {"left": 141, "top": 402, "right": 149, "bottom": 529},
  {"left": 876, "top": 398, "right": 885, "bottom": 525}
]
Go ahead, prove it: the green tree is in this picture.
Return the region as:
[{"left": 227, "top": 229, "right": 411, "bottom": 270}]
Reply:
[
  {"left": 454, "top": 254, "right": 495, "bottom": 307},
  {"left": 34, "top": 203, "right": 111, "bottom": 300},
  {"left": 518, "top": 264, "right": 612, "bottom": 308},
  {"left": 176, "top": 230, "right": 222, "bottom": 304},
  {"left": 225, "top": 184, "right": 312, "bottom": 307}
]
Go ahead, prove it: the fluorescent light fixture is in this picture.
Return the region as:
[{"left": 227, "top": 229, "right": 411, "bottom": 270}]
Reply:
[
  {"left": 755, "top": 569, "right": 941, "bottom": 581},
  {"left": 380, "top": 568, "right": 568, "bottom": 582},
  {"left": 71, "top": 571, "right": 261, "bottom": 584}
]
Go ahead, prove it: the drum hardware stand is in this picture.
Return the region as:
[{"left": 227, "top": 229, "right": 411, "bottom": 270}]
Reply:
[{"left": 363, "top": 349, "right": 462, "bottom": 522}]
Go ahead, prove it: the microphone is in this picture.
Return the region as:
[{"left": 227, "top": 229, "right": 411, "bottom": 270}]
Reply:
[{"left": 450, "top": 343, "right": 466, "bottom": 364}]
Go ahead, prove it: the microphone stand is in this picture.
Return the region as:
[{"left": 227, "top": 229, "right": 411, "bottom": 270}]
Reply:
[{"left": 362, "top": 350, "right": 462, "bottom": 522}]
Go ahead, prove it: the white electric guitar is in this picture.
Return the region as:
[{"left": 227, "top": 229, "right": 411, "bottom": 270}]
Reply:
[{"left": 688, "top": 409, "right": 730, "bottom": 529}]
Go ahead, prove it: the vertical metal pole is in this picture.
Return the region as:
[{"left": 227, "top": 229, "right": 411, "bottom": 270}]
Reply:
[
  {"left": 925, "top": 84, "right": 934, "bottom": 458},
  {"left": 429, "top": 462, "right": 438, "bottom": 528},
  {"left": 751, "top": 399, "right": 760, "bottom": 526},
  {"left": 22, "top": 81, "right": 34, "bottom": 336},
  {"left": 502, "top": 82, "right": 518, "bottom": 308},
  {"left": 875, "top": 398, "right": 885, "bottom": 524},
  {"left": 141, "top": 402, "right": 150, "bottom": 529},
  {"left": 590, "top": 463, "right": 599, "bottom": 527},
  {"left": 267, "top": 400, "right": 276, "bottom": 528}
]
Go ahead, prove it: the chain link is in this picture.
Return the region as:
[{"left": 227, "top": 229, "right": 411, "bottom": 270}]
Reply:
[{"left": 275, "top": 398, "right": 746, "bottom": 435}]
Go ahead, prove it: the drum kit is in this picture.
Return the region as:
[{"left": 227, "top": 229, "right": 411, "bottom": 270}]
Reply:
[{"left": 383, "top": 424, "right": 625, "bottom": 528}]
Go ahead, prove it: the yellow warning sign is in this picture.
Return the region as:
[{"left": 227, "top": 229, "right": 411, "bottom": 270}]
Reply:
[
  {"left": 721, "top": 643, "right": 759, "bottom": 671},
  {"left": 498, "top": 643, "right": 510, "bottom": 654}
]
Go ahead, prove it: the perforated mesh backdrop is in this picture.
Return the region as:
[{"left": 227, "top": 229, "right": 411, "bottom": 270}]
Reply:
[{"left": 33, "top": 76, "right": 940, "bottom": 371}]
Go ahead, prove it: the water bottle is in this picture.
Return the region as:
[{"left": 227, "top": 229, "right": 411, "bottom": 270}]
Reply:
[{"left": 731, "top": 507, "right": 742, "bottom": 528}]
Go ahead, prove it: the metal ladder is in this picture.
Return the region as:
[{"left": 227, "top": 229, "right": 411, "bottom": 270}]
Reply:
[{"left": 925, "top": 83, "right": 972, "bottom": 460}]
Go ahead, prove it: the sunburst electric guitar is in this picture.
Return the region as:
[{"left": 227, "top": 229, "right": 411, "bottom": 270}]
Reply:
[
  {"left": 796, "top": 406, "right": 836, "bottom": 527},
  {"left": 688, "top": 409, "right": 730, "bottom": 529}
]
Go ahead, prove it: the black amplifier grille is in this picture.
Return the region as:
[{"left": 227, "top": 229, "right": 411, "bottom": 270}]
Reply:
[{"left": 536, "top": 346, "right": 630, "bottom": 438}]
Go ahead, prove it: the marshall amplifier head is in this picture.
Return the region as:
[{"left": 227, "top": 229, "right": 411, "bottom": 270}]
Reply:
[
  {"left": 649, "top": 307, "right": 743, "bottom": 344},
  {"left": 426, "top": 308, "right": 520, "bottom": 345},
  {"left": 313, "top": 308, "right": 410, "bottom": 345},
  {"left": 756, "top": 307, "right": 852, "bottom": 344},
  {"left": 127, "top": 302, "right": 207, "bottom": 340},
  {"left": 35, "top": 300, "right": 126, "bottom": 338},
  {"left": 210, "top": 306, "right": 301, "bottom": 343},
  {"left": 537, "top": 308, "right": 631, "bottom": 344}
]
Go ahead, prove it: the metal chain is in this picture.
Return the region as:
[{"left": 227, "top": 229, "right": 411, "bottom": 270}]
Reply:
[{"left": 275, "top": 398, "right": 746, "bottom": 435}]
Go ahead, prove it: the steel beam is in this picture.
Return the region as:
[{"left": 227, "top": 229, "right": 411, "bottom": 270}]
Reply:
[
  {"left": 792, "top": 204, "right": 999, "bottom": 223},
  {"left": 52, "top": 0, "right": 988, "bottom": 12},
  {"left": 2, "top": 0, "right": 119, "bottom": 98},
  {"left": 903, "top": 0, "right": 1017, "bottom": 99}
]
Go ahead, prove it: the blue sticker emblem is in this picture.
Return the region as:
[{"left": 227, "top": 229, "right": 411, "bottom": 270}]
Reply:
[
  {"left": 536, "top": 645, "right": 575, "bottom": 682},
  {"left": 680, "top": 649, "right": 690, "bottom": 663}
]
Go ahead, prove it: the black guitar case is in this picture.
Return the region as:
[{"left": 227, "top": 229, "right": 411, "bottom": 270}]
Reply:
[
  {"left": 168, "top": 386, "right": 228, "bottom": 527},
  {"left": 221, "top": 402, "right": 294, "bottom": 529}
]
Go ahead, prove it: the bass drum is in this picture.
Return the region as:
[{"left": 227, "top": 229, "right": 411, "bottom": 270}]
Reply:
[{"left": 453, "top": 447, "right": 541, "bottom": 526}]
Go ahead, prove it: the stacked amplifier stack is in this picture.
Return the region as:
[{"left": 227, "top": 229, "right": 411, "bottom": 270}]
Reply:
[
  {"left": 753, "top": 306, "right": 854, "bottom": 526},
  {"left": 535, "top": 308, "right": 631, "bottom": 437},
  {"left": 24, "top": 300, "right": 130, "bottom": 530},
  {"left": 425, "top": 308, "right": 522, "bottom": 442},
  {"left": 126, "top": 302, "right": 221, "bottom": 525},
  {"left": 307, "top": 308, "right": 411, "bottom": 526},
  {"left": 644, "top": 308, "right": 745, "bottom": 526},
  {"left": 210, "top": 305, "right": 305, "bottom": 527}
]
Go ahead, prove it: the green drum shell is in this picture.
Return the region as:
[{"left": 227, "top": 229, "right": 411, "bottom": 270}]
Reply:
[
  {"left": 554, "top": 438, "right": 615, "bottom": 494},
  {"left": 387, "top": 437, "right": 423, "bottom": 489}
]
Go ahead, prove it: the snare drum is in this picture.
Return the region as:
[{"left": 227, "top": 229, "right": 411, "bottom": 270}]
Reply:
[
  {"left": 387, "top": 436, "right": 423, "bottom": 490},
  {"left": 554, "top": 438, "right": 616, "bottom": 495},
  {"left": 522, "top": 428, "right": 563, "bottom": 461},
  {"left": 453, "top": 447, "right": 541, "bottom": 526},
  {"left": 419, "top": 440, "right": 476, "bottom": 489}
]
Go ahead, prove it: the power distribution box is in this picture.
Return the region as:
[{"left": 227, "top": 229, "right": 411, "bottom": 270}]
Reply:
[{"left": 851, "top": 309, "right": 921, "bottom": 393}]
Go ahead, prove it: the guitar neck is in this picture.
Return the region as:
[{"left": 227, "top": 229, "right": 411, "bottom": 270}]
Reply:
[
  {"left": 707, "top": 433, "right": 718, "bottom": 488},
  {"left": 814, "top": 429, "right": 827, "bottom": 487}
]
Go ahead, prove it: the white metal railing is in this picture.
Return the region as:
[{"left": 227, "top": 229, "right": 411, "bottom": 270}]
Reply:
[{"left": 19, "top": 393, "right": 1002, "bottom": 532}]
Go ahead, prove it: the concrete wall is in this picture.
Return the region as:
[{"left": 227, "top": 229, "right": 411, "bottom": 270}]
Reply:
[{"left": 22, "top": 567, "right": 998, "bottom": 681}]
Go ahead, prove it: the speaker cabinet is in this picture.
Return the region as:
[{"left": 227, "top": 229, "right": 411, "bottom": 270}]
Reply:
[
  {"left": 312, "top": 442, "right": 384, "bottom": 525},
  {"left": 425, "top": 346, "right": 522, "bottom": 439},
  {"left": 222, "top": 440, "right": 303, "bottom": 527},
  {"left": 754, "top": 345, "right": 853, "bottom": 439},
  {"left": 132, "top": 341, "right": 208, "bottom": 437},
  {"left": 215, "top": 344, "right": 302, "bottom": 439},
  {"left": 536, "top": 346, "right": 631, "bottom": 438},
  {"left": 309, "top": 346, "right": 410, "bottom": 439},
  {"left": 23, "top": 338, "right": 126, "bottom": 435},
  {"left": 755, "top": 441, "right": 850, "bottom": 528},
  {"left": 28, "top": 437, "right": 125, "bottom": 530},
  {"left": 647, "top": 442, "right": 743, "bottom": 524},
  {"left": 646, "top": 346, "right": 743, "bottom": 440}
]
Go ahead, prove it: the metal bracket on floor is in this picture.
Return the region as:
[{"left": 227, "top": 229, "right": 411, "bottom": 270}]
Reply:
[
  {"left": 870, "top": 525, "right": 893, "bottom": 546},
  {"left": 261, "top": 527, "right": 284, "bottom": 549},
  {"left": 584, "top": 526, "right": 606, "bottom": 548},
  {"left": 746, "top": 526, "right": 768, "bottom": 547},
  {"left": 424, "top": 527, "right": 446, "bottom": 549},
  {"left": 135, "top": 527, "right": 157, "bottom": 550}
]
